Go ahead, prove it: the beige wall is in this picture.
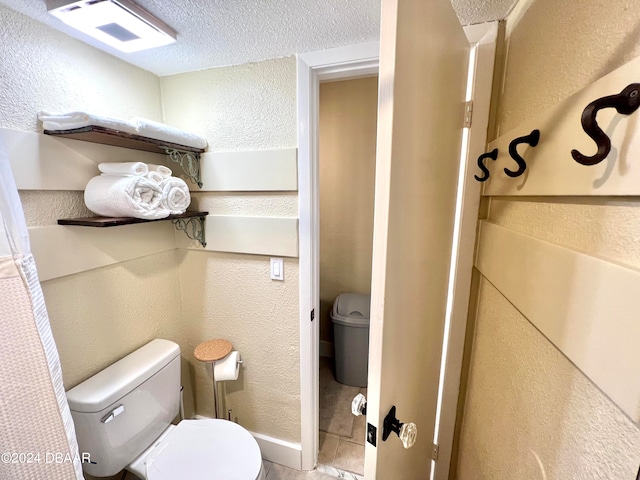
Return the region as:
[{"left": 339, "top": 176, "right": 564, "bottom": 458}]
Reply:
[
  {"left": 0, "top": 4, "right": 184, "bottom": 393},
  {"left": 160, "top": 57, "right": 301, "bottom": 441},
  {"left": 0, "top": 5, "right": 184, "bottom": 479},
  {"left": 2, "top": 1, "right": 302, "bottom": 445},
  {"left": 457, "top": 0, "right": 640, "bottom": 478},
  {"left": 318, "top": 77, "right": 378, "bottom": 343},
  {"left": 0, "top": 5, "right": 163, "bottom": 133}
]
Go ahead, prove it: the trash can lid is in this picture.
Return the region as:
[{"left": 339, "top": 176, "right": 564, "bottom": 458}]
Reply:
[{"left": 331, "top": 293, "right": 371, "bottom": 327}]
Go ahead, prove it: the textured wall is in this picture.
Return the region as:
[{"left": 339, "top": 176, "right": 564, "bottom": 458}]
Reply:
[
  {"left": 189, "top": 192, "right": 298, "bottom": 217},
  {"left": 453, "top": 0, "right": 518, "bottom": 26},
  {"left": 457, "top": 0, "right": 640, "bottom": 478},
  {"left": 0, "top": 4, "right": 162, "bottom": 132},
  {"left": 0, "top": 4, "right": 183, "bottom": 395},
  {"left": 496, "top": 0, "right": 640, "bottom": 136},
  {"left": 43, "top": 250, "right": 183, "bottom": 389},
  {"left": 178, "top": 251, "right": 301, "bottom": 440},
  {"left": 488, "top": 197, "right": 640, "bottom": 269},
  {"left": 160, "top": 57, "right": 296, "bottom": 150},
  {"left": 458, "top": 279, "right": 640, "bottom": 479},
  {"left": 160, "top": 57, "right": 301, "bottom": 441},
  {"left": 318, "top": 77, "right": 378, "bottom": 344},
  {"left": 19, "top": 191, "right": 92, "bottom": 226}
]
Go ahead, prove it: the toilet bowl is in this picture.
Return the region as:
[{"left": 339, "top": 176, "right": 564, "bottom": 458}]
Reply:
[
  {"left": 128, "top": 420, "right": 265, "bottom": 480},
  {"left": 66, "top": 339, "right": 264, "bottom": 479}
]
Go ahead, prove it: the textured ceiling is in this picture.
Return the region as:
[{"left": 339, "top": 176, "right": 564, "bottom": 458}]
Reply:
[{"left": 0, "top": 0, "right": 518, "bottom": 76}]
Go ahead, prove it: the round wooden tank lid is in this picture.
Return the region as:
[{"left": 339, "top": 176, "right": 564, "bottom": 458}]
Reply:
[{"left": 194, "top": 339, "right": 233, "bottom": 362}]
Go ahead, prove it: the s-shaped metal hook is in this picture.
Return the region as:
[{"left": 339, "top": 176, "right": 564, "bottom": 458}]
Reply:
[
  {"left": 571, "top": 83, "right": 640, "bottom": 166},
  {"left": 474, "top": 148, "right": 499, "bottom": 182},
  {"left": 506, "top": 129, "right": 540, "bottom": 178}
]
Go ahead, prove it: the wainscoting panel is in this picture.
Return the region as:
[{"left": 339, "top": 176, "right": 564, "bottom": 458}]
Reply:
[
  {"left": 476, "top": 221, "right": 640, "bottom": 421},
  {"left": 31, "top": 222, "right": 176, "bottom": 281},
  {"left": 2, "top": 127, "right": 163, "bottom": 190},
  {"left": 196, "top": 149, "right": 298, "bottom": 192},
  {"left": 176, "top": 215, "right": 299, "bottom": 257}
]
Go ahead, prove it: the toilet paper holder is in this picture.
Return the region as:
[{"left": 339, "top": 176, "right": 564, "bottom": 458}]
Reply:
[
  {"left": 212, "top": 352, "right": 242, "bottom": 419},
  {"left": 193, "top": 340, "right": 242, "bottom": 420},
  {"left": 213, "top": 351, "right": 242, "bottom": 381}
]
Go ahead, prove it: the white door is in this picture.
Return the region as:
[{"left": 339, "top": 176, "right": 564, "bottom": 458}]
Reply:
[{"left": 365, "top": 0, "right": 470, "bottom": 478}]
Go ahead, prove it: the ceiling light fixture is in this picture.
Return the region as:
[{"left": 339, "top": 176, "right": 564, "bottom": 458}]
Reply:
[{"left": 46, "top": 0, "right": 177, "bottom": 53}]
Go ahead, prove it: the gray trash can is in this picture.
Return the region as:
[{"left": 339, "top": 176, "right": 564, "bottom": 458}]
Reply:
[{"left": 331, "top": 293, "right": 371, "bottom": 387}]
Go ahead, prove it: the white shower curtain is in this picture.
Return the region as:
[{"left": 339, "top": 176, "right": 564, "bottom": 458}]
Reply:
[{"left": 0, "top": 136, "right": 84, "bottom": 479}]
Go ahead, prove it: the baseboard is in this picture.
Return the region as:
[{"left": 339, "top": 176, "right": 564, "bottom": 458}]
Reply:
[
  {"left": 193, "top": 415, "right": 302, "bottom": 470},
  {"left": 251, "top": 431, "right": 302, "bottom": 470},
  {"left": 319, "top": 340, "right": 334, "bottom": 358}
]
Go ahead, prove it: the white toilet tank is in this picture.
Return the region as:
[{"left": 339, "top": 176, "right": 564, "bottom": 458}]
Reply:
[{"left": 66, "top": 339, "right": 181, "bottom": 478}]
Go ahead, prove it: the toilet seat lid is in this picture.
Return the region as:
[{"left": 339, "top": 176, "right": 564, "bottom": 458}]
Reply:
[{"left": 146, "top": 419, "right": 262, "bottom": 480}]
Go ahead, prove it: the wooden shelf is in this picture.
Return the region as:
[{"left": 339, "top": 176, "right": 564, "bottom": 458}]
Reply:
[
  {"left": 44, "top": 125, "right": 205, "bottom": 155},
  {"left": 58, "top": 210, "right": 208, "bottom": 227},
  {"left": 58, "top": 211, "right": 209, "bottom": 247}
]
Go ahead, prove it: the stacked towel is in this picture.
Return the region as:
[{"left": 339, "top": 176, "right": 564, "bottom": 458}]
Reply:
[
  {"left": 38, "top": 112, "right": 138, "bottom": 136},
  {"left": 132, "top": 118, "right": 208, "bottom": 150},
  {"left": 84, "top": 162, "right": 191, "bottom": 219},
  {"left": 143, "top": 164, "right": 190, "bottom": 214},
  {"left": 98, "top": 162, "right": 148, "bottom": 176},
  {"left": 159, "top": 177, "right": 191, "bottom": 214},
  {"left": 84, "top": 175, "right": 169, "bottom": 220},
  {"left": 148, "top": 164, "right": 172, "bottom": 177},
  {"left": 38, "top": 111, "right": 208, "bottom": 150},
  {"left": 146, "top": 163, "right": 172, "bottom": 184}
]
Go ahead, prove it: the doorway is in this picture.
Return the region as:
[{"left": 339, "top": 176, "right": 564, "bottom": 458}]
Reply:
[
  {"left": 317, "top": 76, "right": 378, "bottom": 477},
  {"left": 297, "top": 22, "right": 497, "bottom": 478}
]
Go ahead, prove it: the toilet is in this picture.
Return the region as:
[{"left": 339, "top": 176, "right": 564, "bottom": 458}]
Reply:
[{"left": 66, "top": 339, "right": 265, "bottom": 479}]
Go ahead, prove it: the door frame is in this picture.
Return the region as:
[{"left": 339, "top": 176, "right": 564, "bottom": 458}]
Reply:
[
  {"left": 297, "top": 42, "right": 380, "bottom": 471},
  {"left": 296, "top": 22, "right": 498, "bottom": 475},
  {"left": 430, "top": 21, "right": 498, "bottom": 480}
]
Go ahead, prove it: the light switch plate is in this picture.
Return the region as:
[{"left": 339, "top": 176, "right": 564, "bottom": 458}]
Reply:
[
  {"left": 367, "top": 423, "right": 377, "bottom": 446},
  {"left": 270, "top": 258, "right": 284, "bottom": 281}
]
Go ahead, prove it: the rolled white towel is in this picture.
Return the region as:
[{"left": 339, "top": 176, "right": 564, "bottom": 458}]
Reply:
[
  {"left": 98, "top": 162, "right": 148, "bottom": 176},
  {"left": 146, "top": 171, "right": 165, "bottom": 184},
  {"left": 131, "top": 117, "right": 208, "bottom": 150},
  {"left": 84, "top": 175, "right": 170, "bottom": 220},
  {"left": 145, "top": 165, "right": 172, "bottom": 184},
  {"left": 148, "top": 164, "right": 173, "bottom": 177},
  {"left": 38, "top": 111, "right": 138, "bottom": 135},
  {"left": 159, "top": 177, "right": 191, "bottom": 214}
]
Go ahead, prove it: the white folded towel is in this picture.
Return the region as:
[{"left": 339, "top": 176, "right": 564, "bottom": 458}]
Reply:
[
  {"left": 146, "top": 163, "right": 172, "bottom": 182},
  {"left": 38, "top": 111, "right": 138, "bottom": 135},
  {"left": 98, "top": 162, "right": 148, "bottom": 176},
  {"left": 132, "top": 117, "right": 208, "bottom": 150},
  {"left": 148, "top": 164, "right": 173, "bottom": 177},
  {"left": 84, "top": 175, "right": 170, "bottom": 220},
  {"left": 159, "top": 177, "right": 191, "bottom": 214},
  {"left": 38, "top": 112, "right": 208, "bottom": 150},
  {"left": 146, "top": 171, "right": 165, "bottom": 184},
  {"left": 145, "top": 165, "right": 173, "bottom": 184}
]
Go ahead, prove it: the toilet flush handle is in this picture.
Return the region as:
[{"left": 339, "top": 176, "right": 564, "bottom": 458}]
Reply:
[{"left": 101, "top": 404, "right": 125, "bottom": 423}]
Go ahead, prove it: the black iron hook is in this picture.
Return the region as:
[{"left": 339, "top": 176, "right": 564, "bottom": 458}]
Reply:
[
  {"left": 474, "top": 148, "right": 499, "bottom": 182},
  {"left": 571, "top": 83, "right": 640, "bottom": 166},
  {"left": 506, "top": 129, "right": 540, "bottom": 178}
]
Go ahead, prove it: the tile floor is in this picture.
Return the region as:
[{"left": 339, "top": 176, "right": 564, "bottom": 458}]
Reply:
[
  {"left": 263, "top": 460, "right": 353, "bottom": 479},
  {"left": 122, "top": 460, "right": 342, "bottom": 480},
  {"left": 318, "top": 357, "right": 366, "bottom": 476}
]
